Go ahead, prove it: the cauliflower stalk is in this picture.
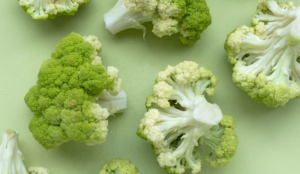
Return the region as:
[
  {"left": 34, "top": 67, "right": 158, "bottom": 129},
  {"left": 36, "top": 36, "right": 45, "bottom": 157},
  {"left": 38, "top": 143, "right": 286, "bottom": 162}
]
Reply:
[
  {"left": 0, "top": 130, "right": 49, "bottom": 174},
  {"left": 24, "top": 32, "right": 127, "bottom": 149},
  {"left": 19, "top": 0, "right": 90, "bottom": 20},
  {"left": 99, "top": 159, "right": 140, "bottom": 174},
  {"left": 137, "top": 61, "right": 238, "bottom": 174},
  {"left": 104, "top": 0, "right": 212, "bottom": 45},
  {"left": 225, "top": 0, "right": 300, "bottom": 107}
]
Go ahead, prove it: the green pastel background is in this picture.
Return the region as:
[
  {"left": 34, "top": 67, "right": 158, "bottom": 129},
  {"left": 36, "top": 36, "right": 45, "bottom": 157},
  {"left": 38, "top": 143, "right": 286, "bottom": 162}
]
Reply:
[{"left": 1, "top": 0, "right": 300, "bottom": 173}]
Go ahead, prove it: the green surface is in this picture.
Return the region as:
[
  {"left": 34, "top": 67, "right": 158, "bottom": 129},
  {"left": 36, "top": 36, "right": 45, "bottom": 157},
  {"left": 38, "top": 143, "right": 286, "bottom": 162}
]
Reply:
[{"left": 0, "top": 0, "right": 300, "bottom": 174}]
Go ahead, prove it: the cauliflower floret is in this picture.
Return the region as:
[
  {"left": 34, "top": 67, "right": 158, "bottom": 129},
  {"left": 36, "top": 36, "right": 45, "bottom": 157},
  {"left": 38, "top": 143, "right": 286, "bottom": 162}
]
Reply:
[
  {"left": 225, "top": 0, "right": 300, "bottom": 107},
  {"left": 138, "top": 61, "right": 239, "bottom": 174},
  {"left": 153, "top": 81, "right": 175, "bottom": 108},
  {"left": 152, "top": 16, "right": 179, "bottom": 37},
  {"left": 125, "top": 0, "right": 158, "bottom": 16}
]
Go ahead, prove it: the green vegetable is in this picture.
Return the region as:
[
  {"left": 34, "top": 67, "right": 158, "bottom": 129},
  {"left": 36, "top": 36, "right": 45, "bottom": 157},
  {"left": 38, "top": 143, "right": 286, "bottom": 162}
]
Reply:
[
  {"left": 99, "top": 159, "right": 140, "bottom": 174},
  {"left": 0, "top": 129, "right": 49, "bottom": 174},
  {"left": 18, "top": 0, "right": 90, "bottom": 21},
  {"left": 224, "top": 0, "right": 300, "bottom": 107},
  {"left": 104, "top": 0, "right": 211, "bottom": 45},
  {"left": 24, "top": 32, "right": 127, "bottom": 149},
  {"left": 137, "top": 61, "right": 238, "bottom": 174}
]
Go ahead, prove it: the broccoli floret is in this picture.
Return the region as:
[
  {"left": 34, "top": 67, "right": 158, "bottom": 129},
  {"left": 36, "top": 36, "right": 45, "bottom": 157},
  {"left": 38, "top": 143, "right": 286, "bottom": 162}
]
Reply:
[
  {"left": 137, "top": 61, "right": 238, "bottom": 174},
  {"left": 24, "top": 32, "right": 127, "bottom": 149},
  {"left": 225, "top": 0, "right": 300, "bottom": 107},
  {"left": 18, "top": 0, "right": 90, "bottom": 20},
  {"left": 104, "top": 0, "right": 211, "bottom": 45},
  {"left": 99, "top": 159, "right": 140, "bottom": 174}
]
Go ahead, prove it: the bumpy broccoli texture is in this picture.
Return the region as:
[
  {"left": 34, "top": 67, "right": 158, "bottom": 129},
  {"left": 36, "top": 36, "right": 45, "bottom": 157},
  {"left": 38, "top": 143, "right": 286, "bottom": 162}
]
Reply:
[
  {"left": 19, "top": 0, "right": 90, "bottom": 20},
  {"left": 225, "top": 0, "right": 300, "bottom": 107},
  {"left": 104, "top": 0, "right": 212, "bottom": 45},
  {"left": 99, "top": 159, "right": 140, "bottom": 174},
  {"left": 137, "top": 61, "right": 238, "bottom": 174},
  {"left": 25, "top": 32, "right": 127, "bottom": 149}
]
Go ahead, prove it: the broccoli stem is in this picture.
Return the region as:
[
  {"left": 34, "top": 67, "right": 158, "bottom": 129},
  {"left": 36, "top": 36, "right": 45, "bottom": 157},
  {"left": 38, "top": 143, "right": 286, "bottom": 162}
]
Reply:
[{"left": 104, "top": 0, "right": 152, "bottom": 37}]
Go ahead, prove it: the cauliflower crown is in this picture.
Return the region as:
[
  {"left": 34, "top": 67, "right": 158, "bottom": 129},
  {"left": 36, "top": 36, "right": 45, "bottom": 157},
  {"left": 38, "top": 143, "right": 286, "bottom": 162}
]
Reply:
[
  {"left": 225, "top": 0, "right": 300, "bottom": 107},
  {"left": 137, "top": 61, "right": 238, "bottom": 174}
]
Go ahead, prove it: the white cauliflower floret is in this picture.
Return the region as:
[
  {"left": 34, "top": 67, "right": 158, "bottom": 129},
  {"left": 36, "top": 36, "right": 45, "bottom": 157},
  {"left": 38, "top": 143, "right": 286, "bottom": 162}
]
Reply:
[
  {"left": 158, "top": 0, "right": 179, "bottom": 19},
  {"left": 107, "top": 66, "right": 122, "bottom": 96},
  {"left": 83, "top": 35, "right": 103, "bottom": 53},
  {"left": 125, "top": 0, "right": 158, "bottom": 16},
  {"left": 255, "top": 22, "right": 266, "bottom": 36},
  {"left": 92, "top": 56, "right": 102, "bottom": 65},
  {"left": 174, "top": 61, "right": 201, "bottom": 84},
  {"left": 92, "top": 103, "right": 110, "bottom": 120},
  {"left": 227, "top": 26, "right": 254, "bottom": 53},
  {"left": 137, "top": 61, "right": 237, "bottom": 174},
  {"left": 55, "top": 0, "right": 79, "bottom": 13},
  {"left": 152, "top": 16, "right": 178, "bottom": 37},
  {"left": 225, "top": 0, "right": 300, "bottom": 107},
  {"left": 157, "top": 65, "right": 175, "bottom": 81},
  {"left": 157, "top": 152, "right": 177, "bottom": 167},
  {"left": 153, "top": 81, "right": 175, "bottom": 108}
]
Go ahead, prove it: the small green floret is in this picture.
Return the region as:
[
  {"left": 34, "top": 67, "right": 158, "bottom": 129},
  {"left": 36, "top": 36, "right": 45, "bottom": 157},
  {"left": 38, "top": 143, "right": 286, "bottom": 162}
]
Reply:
[{"left": 99, "top": 159, "right": 140, "bottom": 174}]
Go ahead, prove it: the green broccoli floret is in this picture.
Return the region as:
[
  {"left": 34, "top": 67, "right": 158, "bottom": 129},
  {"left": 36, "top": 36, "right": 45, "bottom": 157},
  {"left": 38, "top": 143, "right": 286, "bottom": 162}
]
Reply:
[
  {"left": 137, "top": 61, "right": 238, "bottom": 174},
  {"left": 18, "top": 0, "right": 90, "bottom": 21},
  {"left": 25, "top": 32, "right": 127, "bottom": 149},
  {"left": 224, "top": 0, "right": 300, "bottom": 107},
  {"left": 103, "top": 0, "right": 211, "bottom": 45},
  {"left": 99, "top": 159, "right": 140, "bottom": 174}
]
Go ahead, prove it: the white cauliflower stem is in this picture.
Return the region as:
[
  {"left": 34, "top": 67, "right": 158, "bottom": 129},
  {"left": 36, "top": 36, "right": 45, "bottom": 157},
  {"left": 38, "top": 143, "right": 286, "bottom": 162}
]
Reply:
[
  {"left": 104, "top": 0, "right": 152, "bottom": 37},
  {"left": 0, "top": 130, "right": 28, "bottom": 174},
  {"left": 138, "top": 61, "right": 238, "bottom": 174}
]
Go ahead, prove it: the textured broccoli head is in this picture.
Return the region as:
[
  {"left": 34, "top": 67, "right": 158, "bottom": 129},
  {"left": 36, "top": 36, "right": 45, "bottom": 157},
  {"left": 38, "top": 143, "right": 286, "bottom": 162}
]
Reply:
[
  {"left": 137, "top": 61, "right": 238, "bottom": 174},
  {"left": 225, "top": 0, "right": 300, "bottom": 107},
  {"left": 99, "top": 159, "right": 140, "bottom": 174},
  {"left": 18, "top": 0, "right": 90, "bottom": 21},
  {"left": 104, "top": 0, "right": 211, "bottom": 45},
  {"left": 25, "top": 32, "right": 127, "bottom": 149}
]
